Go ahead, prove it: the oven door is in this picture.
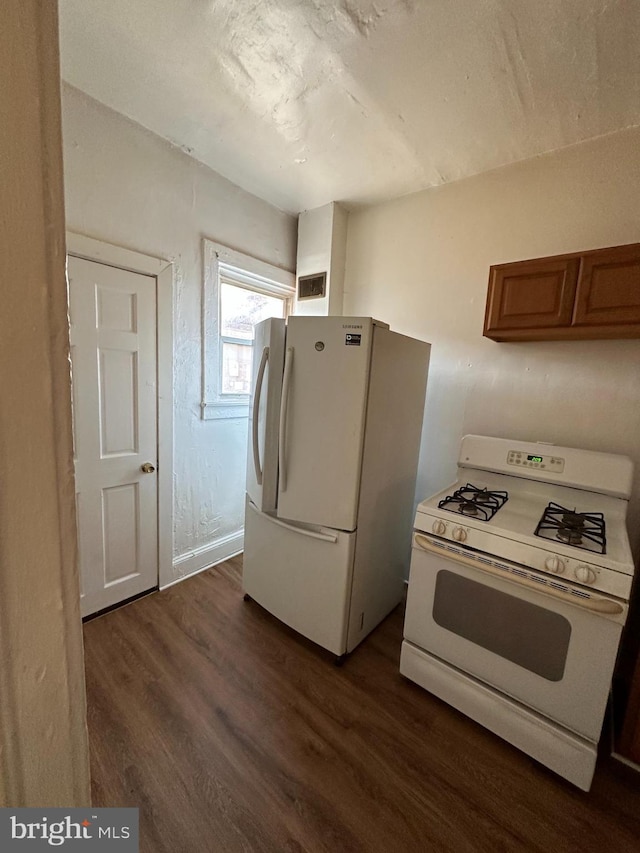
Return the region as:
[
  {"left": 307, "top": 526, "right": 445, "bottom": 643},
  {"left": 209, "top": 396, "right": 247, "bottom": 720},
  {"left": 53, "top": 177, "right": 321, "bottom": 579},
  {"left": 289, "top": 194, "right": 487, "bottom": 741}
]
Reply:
[{"left": 404, "top": 535, "right": 626, "bottom": 741}]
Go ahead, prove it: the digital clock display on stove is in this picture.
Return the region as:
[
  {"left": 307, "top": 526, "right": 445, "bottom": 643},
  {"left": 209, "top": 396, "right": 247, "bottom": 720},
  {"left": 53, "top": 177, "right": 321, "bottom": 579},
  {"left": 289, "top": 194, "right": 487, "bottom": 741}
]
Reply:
[{"left": 507, "top": 450, "right": 565, "bottom": 472}]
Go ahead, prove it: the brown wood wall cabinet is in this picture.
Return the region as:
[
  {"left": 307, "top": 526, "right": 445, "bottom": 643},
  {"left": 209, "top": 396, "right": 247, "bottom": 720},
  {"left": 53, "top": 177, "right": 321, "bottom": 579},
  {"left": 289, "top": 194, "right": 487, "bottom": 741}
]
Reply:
[{"left": 484, "top": 243, "right": 640, "bottom": 341}]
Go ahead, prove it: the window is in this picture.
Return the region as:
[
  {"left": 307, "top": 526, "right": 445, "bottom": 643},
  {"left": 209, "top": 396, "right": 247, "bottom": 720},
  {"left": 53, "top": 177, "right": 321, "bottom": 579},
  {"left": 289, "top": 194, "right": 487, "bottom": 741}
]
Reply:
[
  {"left": 219, "top": 278, "right": 288, "bottom": 396},
  {"left": 202, "top": 240, "right": 295, "bottom": 420}
]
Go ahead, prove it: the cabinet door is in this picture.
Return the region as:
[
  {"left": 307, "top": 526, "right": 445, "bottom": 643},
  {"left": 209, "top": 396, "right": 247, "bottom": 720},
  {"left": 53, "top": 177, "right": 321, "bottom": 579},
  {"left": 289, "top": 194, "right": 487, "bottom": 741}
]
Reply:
[
  {"left": 573, "top": 244, "right": 640, "bottom": 327},
  {"left": 484, "top": 258, "right": 579, "bottom": 340}
]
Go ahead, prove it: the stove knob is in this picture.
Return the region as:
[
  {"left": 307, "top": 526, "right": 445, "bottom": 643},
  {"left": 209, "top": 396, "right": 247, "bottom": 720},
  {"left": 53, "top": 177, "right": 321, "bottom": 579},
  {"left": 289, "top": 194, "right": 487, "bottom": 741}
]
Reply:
[
  {"left": 575, "top": 564, "right": 596, "bottom": 585},
  {"left": 452, "top": 526, "right": 468, "bottom": 543},
  {"left": 432, "top": 520, "right": 447, "bottom": 536},
  {"left": 544, "top": 555, "right": 566, "bottom": 574}
]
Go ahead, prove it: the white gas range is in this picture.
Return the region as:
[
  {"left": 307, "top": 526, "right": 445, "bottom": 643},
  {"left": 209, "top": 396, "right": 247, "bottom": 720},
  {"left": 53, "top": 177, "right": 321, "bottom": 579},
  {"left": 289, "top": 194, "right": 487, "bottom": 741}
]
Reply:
[{"left": 401, "top": 435, "right": 635, "bottom": 792}]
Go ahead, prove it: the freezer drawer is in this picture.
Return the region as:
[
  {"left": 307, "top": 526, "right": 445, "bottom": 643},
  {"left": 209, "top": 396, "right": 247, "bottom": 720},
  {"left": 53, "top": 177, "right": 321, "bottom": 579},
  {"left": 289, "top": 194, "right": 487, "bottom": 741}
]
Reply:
[{"left": 243, "top": 498, "right": 356, "bottom": 655}]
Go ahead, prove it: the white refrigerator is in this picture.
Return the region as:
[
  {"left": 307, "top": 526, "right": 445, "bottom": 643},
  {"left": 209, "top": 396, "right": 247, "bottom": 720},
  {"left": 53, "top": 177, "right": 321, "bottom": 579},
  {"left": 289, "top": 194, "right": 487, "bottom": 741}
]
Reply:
[{"left": 243, "top": 316, "right": 430, "bottom": 661}]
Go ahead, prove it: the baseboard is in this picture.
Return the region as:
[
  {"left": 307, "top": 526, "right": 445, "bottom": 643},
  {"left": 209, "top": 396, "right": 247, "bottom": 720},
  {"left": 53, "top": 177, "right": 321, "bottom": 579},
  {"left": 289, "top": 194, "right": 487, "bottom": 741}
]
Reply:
[
  {"left": 611, "top": 751, "right": 640, "bottom": 774},
  {"left": 162, "top": 531, "right": 244, "bottom": 589}
]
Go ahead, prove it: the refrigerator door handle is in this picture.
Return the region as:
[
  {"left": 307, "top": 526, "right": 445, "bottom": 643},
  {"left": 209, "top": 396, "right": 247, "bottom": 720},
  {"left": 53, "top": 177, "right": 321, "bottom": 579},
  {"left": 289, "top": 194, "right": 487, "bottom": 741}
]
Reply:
[
  {"left": 247, "top": 501, "right": 338, "bottom": 543},
  {"left": 278, "top": 346, "right": 294, "bottom": 492},
  {"left": 251, "top": 345, "right": 269, "bottom": 486}
]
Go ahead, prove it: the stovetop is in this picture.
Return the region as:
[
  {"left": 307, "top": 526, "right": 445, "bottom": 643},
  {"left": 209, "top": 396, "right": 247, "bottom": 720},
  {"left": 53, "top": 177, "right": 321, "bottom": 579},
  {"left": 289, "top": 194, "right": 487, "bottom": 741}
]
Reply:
[
  {"left": 438, "top": 482, "right": 611, "bottom": 557},
  {"left": 421, "top": 471, "right": 631, "bottom": 566},
  {"left": 414, "top": 436, "right": 635, "bottom": 599}
]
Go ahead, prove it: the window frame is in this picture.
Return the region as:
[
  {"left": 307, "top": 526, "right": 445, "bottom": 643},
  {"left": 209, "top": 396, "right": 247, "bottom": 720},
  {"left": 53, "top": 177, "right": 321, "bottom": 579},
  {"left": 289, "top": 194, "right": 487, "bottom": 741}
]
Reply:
[{"left": 202, "top": 239, "right": 295, "bottom": 420}]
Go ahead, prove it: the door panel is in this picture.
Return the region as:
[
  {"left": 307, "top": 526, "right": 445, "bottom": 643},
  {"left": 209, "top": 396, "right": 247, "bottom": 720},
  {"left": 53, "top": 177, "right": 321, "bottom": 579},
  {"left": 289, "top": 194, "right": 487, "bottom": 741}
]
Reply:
[
  {"left": 485, "top": 259, "right": 579, "bottom": 334},
  {"left": 276, "top": 316, "right": 373, "bottom": 531},
  {"left": 99, "top": 348, "right": 138, "bottom": 455},
  {"left": 404, "top": 544, "right": 622, "bottom": 740},
  {"left": 97, "top": 285, "right": 136, "bottom": 331},
  {"left": 246, "top": 318, "right": 285, "bottom": 513},
  {"left": 102, "top": 483, "right": 139, "bottom": 584},
  {"left": 573, "top": 244, "right": 640, "bottom": 326},
  {"left": 69, "top": 256, "right": 158, "bottom": 616},
  {"left": 243, "top": 498, "right": 356, "bottom": 655}
]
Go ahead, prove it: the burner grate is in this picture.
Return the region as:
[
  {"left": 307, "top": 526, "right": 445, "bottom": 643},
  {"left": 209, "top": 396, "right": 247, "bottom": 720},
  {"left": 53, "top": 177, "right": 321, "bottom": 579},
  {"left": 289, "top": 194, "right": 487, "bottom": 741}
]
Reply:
[
  {"left": 534, "top": 502, "right": 606, "bottom": 554},
  {"left": 438, "top": 484, "right": 508, "bottom": 522}
]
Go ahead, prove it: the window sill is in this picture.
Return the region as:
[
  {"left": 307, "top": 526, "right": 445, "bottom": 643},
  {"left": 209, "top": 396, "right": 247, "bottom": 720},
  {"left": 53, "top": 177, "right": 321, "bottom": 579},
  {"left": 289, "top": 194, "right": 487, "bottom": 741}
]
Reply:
[{"left": 201, "top": 401, "right": 249, "bottom": 421}]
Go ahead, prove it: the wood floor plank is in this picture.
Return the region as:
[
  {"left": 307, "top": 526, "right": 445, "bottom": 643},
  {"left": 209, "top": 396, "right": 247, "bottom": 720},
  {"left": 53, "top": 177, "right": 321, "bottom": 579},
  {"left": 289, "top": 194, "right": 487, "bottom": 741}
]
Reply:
[{"left": 83, "top": 556, "right": 640, "bottom": 852}]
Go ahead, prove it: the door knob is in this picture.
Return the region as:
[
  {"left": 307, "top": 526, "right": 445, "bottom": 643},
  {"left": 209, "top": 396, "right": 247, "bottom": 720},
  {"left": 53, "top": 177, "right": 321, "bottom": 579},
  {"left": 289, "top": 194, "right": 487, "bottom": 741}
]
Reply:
[{"left": 140, "top": 462, "right": 156, "bottom": 473}]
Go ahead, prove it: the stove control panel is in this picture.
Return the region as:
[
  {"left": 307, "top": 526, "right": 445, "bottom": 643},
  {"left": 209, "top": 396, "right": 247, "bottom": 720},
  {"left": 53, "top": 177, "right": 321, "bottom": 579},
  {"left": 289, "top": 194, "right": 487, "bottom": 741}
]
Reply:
[
  {"left": 507, "top": 450, "right": 565, "bottom": 473},
  {"left": 414, "top": 508, "right": 631, "bottom": 599}
]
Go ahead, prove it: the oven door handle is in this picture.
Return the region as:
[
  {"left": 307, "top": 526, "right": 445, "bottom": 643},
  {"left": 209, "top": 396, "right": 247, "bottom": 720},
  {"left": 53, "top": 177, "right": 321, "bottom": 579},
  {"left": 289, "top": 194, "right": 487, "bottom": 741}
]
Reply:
[{"left": 414, "top": 534, "right": 625, "bottom": 617}]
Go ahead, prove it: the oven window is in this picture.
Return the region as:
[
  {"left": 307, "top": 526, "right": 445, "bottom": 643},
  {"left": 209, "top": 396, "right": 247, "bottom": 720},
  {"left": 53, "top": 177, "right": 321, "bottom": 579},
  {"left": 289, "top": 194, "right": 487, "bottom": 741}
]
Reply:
[{"left": 433, "top": 571, "right": 572, "bottom": 681}]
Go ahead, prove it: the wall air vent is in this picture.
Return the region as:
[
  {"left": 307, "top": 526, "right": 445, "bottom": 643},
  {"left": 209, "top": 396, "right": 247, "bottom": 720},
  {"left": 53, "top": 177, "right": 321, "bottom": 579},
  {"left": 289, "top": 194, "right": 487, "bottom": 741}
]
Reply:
[{"left": 297, "top": 272, "right": 327, "bottom": 300}]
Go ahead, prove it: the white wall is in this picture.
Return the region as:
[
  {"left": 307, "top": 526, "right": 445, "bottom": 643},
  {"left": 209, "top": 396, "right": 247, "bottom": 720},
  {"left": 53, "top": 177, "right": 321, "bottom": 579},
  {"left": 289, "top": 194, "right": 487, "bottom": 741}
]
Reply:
[
  {"left": 1, "top": 3, "right": 90, "bottom": 805},
  {"left": 295, "top": 202, "right": 347, "bottom": 315},
  {"left": 344, "top": 125, "right": 640, "bottom": 558},
  {"left": 61, "top": 85, "right": 297, "bottom": 580}
]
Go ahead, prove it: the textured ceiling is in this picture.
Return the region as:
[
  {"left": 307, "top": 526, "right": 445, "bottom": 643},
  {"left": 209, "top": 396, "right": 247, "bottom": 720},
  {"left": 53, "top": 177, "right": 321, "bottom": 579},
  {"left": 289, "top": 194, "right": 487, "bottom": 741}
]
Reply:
[{"left": 59, "top": 0, "right": 640, "bottom": 214}]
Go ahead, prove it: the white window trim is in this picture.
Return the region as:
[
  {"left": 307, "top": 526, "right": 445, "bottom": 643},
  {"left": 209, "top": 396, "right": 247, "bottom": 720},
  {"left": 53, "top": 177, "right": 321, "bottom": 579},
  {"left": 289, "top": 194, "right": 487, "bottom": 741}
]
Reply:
[{"left": 202, "top": 239, "right": 295, "bottom": 420}]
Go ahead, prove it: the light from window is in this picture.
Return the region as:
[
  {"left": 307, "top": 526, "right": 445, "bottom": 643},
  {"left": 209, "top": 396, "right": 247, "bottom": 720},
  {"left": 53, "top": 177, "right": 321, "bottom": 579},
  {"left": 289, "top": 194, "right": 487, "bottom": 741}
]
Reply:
[
  {"left": 220, "top": 281, "right": 287, "bottom": 396},
  {"left": 221, "top": 342, "right": 252, "bottom": 394}
]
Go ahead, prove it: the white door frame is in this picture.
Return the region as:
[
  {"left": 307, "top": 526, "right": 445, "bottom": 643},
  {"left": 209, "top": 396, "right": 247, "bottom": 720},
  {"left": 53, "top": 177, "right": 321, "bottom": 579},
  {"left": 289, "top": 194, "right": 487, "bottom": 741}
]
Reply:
[{"left": 66, "top": 232, "right": 174, "bottom": 588}]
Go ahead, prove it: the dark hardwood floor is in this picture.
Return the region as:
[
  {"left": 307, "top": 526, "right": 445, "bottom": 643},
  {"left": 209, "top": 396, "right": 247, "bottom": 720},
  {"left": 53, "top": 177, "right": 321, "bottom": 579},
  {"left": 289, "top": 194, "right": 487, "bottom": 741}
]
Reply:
[{"left": 84, "top": 557, "right": 640, "bottom": 852}]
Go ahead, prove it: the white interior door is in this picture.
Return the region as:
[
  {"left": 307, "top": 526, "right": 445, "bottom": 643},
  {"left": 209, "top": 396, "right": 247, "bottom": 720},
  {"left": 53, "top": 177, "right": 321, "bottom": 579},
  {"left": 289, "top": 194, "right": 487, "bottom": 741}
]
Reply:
[{"left": 68, "top": 256, "right": 158, "bottom": 616}]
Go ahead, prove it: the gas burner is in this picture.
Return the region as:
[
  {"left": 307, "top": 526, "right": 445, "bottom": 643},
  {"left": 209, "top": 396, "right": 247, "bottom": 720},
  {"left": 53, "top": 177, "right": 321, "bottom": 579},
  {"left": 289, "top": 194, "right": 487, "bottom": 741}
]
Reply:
[
  {"left": 556, "top": 527, "right": 584, "bottom": 547},
  {"left": 438, "top": 484, "right": 508, "bottom": 522},
  {"left": 460, "top": 502, "right": 480, "bottom": 516},
  {"left": 535, "top": 503, "right": 606, "bottom": 555}
]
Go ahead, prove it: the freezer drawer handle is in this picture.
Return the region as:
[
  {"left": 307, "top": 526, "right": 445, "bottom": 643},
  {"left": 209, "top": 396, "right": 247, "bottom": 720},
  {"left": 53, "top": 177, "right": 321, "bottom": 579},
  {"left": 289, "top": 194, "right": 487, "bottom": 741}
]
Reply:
[
  {"left": 278, "top": 346, "right": 294, "bottom": 492},
  {"left": 248, "top": 500, "right": 338, "bottom": 543},
  {"left": 252, "top": 346, "right": 269, "bottom": 485},
  {"left": 413, "top": 534, "right": 625, "bottom": 618}
]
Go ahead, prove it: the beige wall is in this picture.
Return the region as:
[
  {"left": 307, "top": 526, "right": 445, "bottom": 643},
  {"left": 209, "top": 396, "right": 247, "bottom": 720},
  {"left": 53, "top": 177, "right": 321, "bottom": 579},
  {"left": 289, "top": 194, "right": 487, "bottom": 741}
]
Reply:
[
  {"left": 344, "top": 126, "right": 640, "bottom": 558},
  {"left": 61, "top": 85, "right": 297, "bottom": 578},
  {"left": 0, "top": 0, "right": 90, "bottom": 806}
]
